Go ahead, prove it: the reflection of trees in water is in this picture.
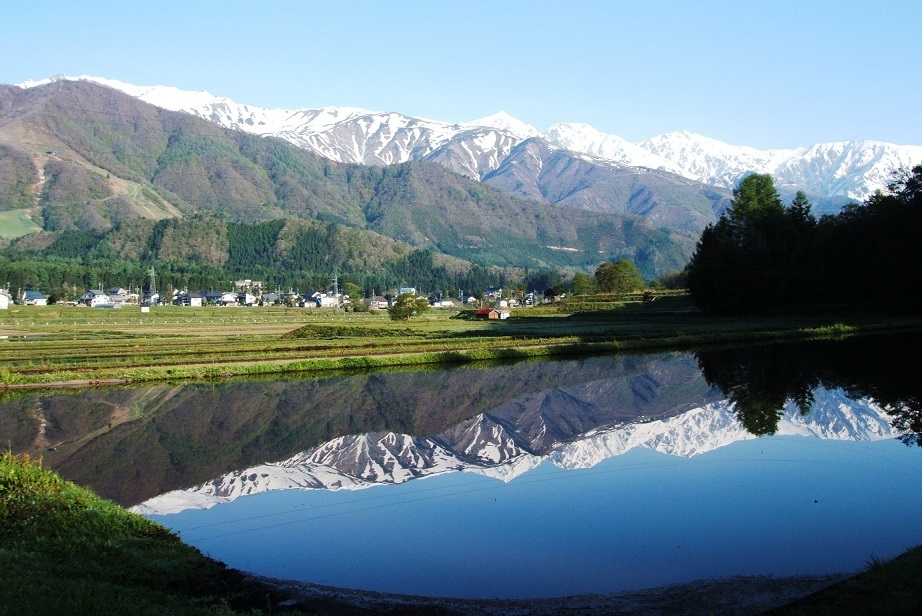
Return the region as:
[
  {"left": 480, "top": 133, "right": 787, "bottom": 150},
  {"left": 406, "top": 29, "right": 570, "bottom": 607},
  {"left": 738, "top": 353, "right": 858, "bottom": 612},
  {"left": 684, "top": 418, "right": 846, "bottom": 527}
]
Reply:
[
  {"left": 696, "top": 343, "right": 818, "bottom": 435},
  {"left": 695, "top": 333, "right": 922, "bottom": 443}
]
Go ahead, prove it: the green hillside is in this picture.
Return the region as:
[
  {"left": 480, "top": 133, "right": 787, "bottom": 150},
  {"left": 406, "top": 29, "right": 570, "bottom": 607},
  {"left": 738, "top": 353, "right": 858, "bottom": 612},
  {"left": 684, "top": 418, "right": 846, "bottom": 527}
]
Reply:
[{"left": 0, "top": 80, "right": 697, "bottom": 277}]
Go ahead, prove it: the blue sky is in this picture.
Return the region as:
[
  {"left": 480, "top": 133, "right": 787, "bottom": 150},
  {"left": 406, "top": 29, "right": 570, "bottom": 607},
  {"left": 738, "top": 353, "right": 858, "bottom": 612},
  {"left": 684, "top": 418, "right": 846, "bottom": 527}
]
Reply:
[{"left": 4, "top": 0, "right": 920, "bottom": 149}]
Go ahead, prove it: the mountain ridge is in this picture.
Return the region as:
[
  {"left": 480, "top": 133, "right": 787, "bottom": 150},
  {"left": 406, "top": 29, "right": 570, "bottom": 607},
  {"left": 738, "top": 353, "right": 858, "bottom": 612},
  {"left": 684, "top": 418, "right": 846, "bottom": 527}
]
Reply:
[
  {"left": 21, "top": 75, "right": 921, "bottom": 201},
  {"left": 0, "top": 79, "right": 702, "bottom": 275}
]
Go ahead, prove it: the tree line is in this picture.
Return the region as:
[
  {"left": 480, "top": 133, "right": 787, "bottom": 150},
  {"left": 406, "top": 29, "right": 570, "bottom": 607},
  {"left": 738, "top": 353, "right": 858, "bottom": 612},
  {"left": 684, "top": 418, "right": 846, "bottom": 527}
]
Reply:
[{"left": 686, "top": 165, "right": 922, "bottom": 314}]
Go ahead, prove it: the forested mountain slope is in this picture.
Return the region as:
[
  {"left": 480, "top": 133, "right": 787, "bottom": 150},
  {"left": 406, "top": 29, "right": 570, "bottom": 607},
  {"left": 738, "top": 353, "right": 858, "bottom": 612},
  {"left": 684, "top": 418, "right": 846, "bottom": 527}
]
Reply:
[{"left": 0, "top": 80, "right": 696, "bottom": 275}]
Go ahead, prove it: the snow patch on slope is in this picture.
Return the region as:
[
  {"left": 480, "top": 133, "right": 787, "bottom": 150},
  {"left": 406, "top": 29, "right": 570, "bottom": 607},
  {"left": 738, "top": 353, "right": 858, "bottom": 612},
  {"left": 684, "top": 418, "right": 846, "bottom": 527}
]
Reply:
[{"left": 20, "top": 75, "right": 920, "bottom": 200}]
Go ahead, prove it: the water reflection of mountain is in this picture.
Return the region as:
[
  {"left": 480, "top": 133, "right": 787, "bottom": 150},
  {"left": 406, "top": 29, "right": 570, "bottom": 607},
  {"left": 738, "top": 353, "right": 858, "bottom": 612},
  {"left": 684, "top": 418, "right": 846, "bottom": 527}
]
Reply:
[
  {"left": 3, "top": 353, "right": 715, "bottom": 506},
  {"left": 7, "top": 333, "right": 919, "bottom": 510},
  {"left": 132, "top": 385, "right": 897, "bottom": 515},
  {"left": 133, "top": 333, "right": 922, "bottom": 515}
]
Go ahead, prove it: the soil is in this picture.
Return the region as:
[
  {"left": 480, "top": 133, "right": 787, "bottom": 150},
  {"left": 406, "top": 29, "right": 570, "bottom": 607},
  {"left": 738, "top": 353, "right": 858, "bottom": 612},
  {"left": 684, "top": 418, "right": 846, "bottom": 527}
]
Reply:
[{"left": 251, "top": 572, "right": 850, "bottom": 615}]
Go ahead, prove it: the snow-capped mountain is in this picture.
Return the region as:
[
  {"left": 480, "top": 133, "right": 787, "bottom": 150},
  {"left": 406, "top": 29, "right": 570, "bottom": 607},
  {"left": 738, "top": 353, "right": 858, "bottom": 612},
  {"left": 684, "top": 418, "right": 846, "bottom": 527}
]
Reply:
[
  {"left": 637, "top": 130, "right": 803, "bottom": 189},
  {"left": 131, "top": 387, "right": 898, "bottom": 516},
  {"left": 18, "top": 75, "right": 922, "bottom": 201},
  {"left": 546, "top": 122, "right": 686, "bottom": 174}
]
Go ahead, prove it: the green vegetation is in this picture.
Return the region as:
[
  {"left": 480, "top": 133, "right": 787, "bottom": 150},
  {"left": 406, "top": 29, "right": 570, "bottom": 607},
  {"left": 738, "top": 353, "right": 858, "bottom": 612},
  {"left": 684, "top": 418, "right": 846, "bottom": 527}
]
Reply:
[
  {"left": 0, "top": 209, "right": 42, "bottom": 240},
  {"left": 0, "top": 143, "right": 38, "bottom": 212},
  {"left": 772, "top": 545, "right": 922, "bottom": 615},
  {"left": 0, "top": 216, "right": 514, "bottom": 303},
  {"left": 387, "top": 292, "right": 431, "bottom": 320},
  {"left": 0, "top": 80, "right": 697, "bottom": 274},
  {"left": 0, "top": 450, "right": 291, "bottom": 615},
  {"left": 687, "top": 174, "right": 817, "bottom": 314},
  {"left": 594, "top": 258, "right": 646, "bottom": 293},
  {"left": 688, "top": 166, "right": 922, "bottom": 315},
  {"left": 2, "top": 300, "right": 921, "bottom": 389}
]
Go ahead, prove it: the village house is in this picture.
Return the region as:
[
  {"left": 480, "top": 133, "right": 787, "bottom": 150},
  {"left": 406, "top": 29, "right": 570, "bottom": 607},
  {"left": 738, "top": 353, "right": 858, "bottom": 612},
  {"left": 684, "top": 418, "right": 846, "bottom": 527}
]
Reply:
[
  {"left": 363, "top": 295, "right": 389, "bottom": 310},
  {"left": 107, "top": 287, "right": 138, "bottom": 305},
  {"left": 280, "top": 292, "right": 301, "bottom": 306},
  {"left": 173, "top": 292, "right": 206, "bottom": 307},
  {"left": 216, "top": 292, "right": 238, "bottom": 306},
  {"left": 236, "top": 292, "right": 258, "bottom": 306},
  {"left": 22, "top": 290, "right": 48, "bottom": 306},
  {"left": 474, "top": 307, "right": 510, "bottom": 320},
  {"left": 485, "top": 286, "right": 503, "bottom": 301},
  {"left": 80, "top": 290, "right": 109, "bottom": 307},
  {"left": 300, "top": 291, "right": 340, "bottom": 308},
  {"left": 300, "top": 291, "right": 321, "bottom": 307},
  {"left": 429, "top": 294, "right": 456, "bottom": 308},
  {"left": 234, "top": 279, "right": 263, "bottom": 294},
  {"left": 316, "top": 295, "right": 339, "bottom": 308},
  {"left": 260, "top": 292, "right": 280, "bottom": 306}
]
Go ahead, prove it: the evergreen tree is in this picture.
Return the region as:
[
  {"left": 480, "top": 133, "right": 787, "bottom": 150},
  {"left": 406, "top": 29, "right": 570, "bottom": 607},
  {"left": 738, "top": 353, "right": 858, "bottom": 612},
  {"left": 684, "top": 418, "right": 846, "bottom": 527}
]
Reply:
[
  {"left": 687, "top": 174, "right": 794, "bottom": 313},
  {"left": 725, "top": 173, "right": 784, "bottom": 227}
]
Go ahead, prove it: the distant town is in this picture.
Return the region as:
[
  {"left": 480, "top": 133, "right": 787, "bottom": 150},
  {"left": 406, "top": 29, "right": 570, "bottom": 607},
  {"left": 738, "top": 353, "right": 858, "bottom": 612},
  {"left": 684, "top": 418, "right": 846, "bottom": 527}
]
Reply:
[{"left": 0, "top": 279, "right": 542, "bottom": 317}]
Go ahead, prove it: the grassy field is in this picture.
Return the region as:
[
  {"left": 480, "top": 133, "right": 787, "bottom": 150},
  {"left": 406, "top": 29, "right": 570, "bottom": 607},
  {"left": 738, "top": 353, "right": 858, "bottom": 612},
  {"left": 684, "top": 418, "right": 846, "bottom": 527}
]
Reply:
[
  {"left": 3, "top": 295, "right": 922, "bottom": 388},
  {"left": 0, "top": 208, "right": 42, "bottom": 240}
]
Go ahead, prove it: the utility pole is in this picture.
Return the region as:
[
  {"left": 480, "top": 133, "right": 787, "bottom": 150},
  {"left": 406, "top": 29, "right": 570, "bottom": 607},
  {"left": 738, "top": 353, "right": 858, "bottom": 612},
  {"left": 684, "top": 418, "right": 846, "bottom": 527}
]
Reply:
[{"left": 148, "top": 267, "right": 157, "bottom": 296}]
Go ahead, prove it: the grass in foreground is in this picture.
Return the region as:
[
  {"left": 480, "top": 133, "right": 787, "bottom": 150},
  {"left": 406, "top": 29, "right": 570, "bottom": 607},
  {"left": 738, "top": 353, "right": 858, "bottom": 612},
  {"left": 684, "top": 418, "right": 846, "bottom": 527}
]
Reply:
[{"left": 0, "top": 451, "right": 288, "bottom": 615}]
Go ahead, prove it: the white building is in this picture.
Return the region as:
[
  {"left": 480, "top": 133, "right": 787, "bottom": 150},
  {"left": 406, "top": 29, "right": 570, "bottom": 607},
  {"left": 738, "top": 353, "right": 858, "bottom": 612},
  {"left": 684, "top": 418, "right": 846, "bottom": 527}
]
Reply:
[
  {"left": 80, "top": 290, "right": 110, "bottom": 307},
  {"left": 23, "top": 290, "right": 48, "bottom": 306}
]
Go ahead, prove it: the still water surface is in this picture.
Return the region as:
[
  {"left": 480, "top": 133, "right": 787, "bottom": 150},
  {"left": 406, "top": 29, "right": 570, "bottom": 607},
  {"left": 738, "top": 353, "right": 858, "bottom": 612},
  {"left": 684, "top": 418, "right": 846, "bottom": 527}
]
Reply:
[
  {"left": 5, "top": 334, "right": 922, "bottom": 598},
  {"left": 152, "top": 438, "right": 921, "bottom": 598}
]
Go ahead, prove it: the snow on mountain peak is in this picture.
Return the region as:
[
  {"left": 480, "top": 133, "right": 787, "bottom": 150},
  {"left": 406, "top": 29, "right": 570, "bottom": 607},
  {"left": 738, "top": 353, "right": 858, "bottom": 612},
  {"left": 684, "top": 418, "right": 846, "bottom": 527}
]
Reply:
[
  {"left": 17, "top": 74, "right": 223, "bottom": 110},
  {"left": 464, "top": 112, "right": 540, "bottom": 138},
  {"left": 544, "top": 122, "right": 685, "bottom": 173},
  {"left": 16, "top": 75, "right": 921, "bottom": 200}
]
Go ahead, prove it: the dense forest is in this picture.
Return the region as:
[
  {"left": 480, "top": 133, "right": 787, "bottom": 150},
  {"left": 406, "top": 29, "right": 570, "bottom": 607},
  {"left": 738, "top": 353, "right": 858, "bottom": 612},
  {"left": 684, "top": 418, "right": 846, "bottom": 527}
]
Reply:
[{"left": 686, "top": 165, "right": 922, "bottom": 314}]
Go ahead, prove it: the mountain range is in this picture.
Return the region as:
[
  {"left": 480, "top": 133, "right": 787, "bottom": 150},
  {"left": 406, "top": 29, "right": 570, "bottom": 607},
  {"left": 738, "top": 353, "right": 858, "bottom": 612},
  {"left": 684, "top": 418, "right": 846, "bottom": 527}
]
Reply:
[
  {"left": 23, "top": 75, "right": 922, "bottom": 204},
  {"left": 3, "top": 75, "right": 920, "bottom": 276},
  {"left": 132, "top": 386, "right": 897, "bottom": 516},
  {"left": 0, "top": 78, "right": 709, "bottom": 274}
]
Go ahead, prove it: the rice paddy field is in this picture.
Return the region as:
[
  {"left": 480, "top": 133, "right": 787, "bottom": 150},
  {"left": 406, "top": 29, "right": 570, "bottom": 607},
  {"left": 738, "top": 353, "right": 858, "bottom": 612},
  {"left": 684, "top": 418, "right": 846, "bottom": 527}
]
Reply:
[{"left": 2, "top": 296, "right": 920, "bottom": 389}]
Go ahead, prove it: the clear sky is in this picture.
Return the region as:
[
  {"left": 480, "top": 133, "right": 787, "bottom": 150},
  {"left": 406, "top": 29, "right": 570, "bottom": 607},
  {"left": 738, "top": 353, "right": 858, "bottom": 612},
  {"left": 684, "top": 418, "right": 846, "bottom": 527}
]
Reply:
[{"left": 4, "top": 0, "right": 920, "bottom": 149}]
